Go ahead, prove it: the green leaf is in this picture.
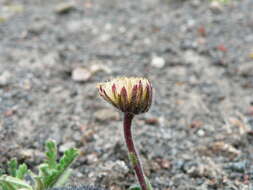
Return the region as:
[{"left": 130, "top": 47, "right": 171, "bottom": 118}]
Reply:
[
  {"left": 34, "top": 176, "right": 44, "bottom": 190},
  {"left": 38, "top": 164, "right": 51, "bottom": 177},
  {"left": 0, "top": 181, "right": 16, "bottom": 190},
  {"left": 37, "top": 141, "right": 79, "bottom": 189},
  {"left": 43, "top": 147, "right": 79, "bottom": 188},
  {"left": 16, "top": 164, "right": 28, "bottom": 180},
  {"left": 53, "top": 168, "right": 72, "bottom": 187},
  {"left": 7, "top": 159, "right": 18, "bottom": 177},
  {"left": 0, "top": 141, "right": 79, "bottom": 190},
  {"left": 0, "top": 182, "right": 8, "bottom": 190},
  {"left": 45, "top": 141, "right": 57, "bottom": 169},
  {"left": 59, "top": 148, "right": 79, "bottom": 171},
  {"left": 0, "top": 175, "right": 32, "bottom": 190}
]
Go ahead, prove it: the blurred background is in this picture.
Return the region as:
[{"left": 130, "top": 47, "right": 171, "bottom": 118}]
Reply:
[{"left": 0, "top": 0, "right": 253, "bottom": 189}]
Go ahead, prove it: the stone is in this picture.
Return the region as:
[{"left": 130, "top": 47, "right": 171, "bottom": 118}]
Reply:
[
  {"left": 211, "top": 141, "right": 241, "bottom": 158},
  {"left": 90, "top": 63, "right": 112, "bottom": 74},
  {"left": 104, "top": 23, "right": 112, "bottom": 31},
  {"left": 18, "top": 149, "right": 34, "bottom": 159},
  {"left": 86, "top": 153, "right": 98, "bottom": 164},
  {"left": 67, "top": 20, "right": 83, "bottom": 33},
  {"left": 112, "top": 160, "right": 129, "bottom": 174},
  {"left": 151, "top": 56, "right": 165, "bottom": 68},
  {"left": 99, "top": 34, "right": 111, "bottom": 42},
  {"left": 55, "top": 2, "right": 76, "bottom": 14},
  {"left": 72, "top": 67, "right": 92, "bottom": 82},
  {"left": 191, "top": 0, "right": 200, "bottom": 8},
  {"left": 145, "top": 117, "right": 159, "bottom": 125},
  {"left": 94, "top": 109, "right": 120, "bottom": 122},
  {"left": 237, "top": 63, "right": 253, "bottom": 77},
  {"left": 210, "top": 1, "right": 223, "bottom": 13},
  {"left": 28, "top": 21, "right": 47, "bottom": 35},
  {"left": 183, "top": 159, "right": 221, "bottom": 178},
  {"left": 0, "top": 71, "right": 11, "bottom": 87},
  {"left": 104, "top": 160, "right": 129, "bottom": 175},
  {"left": 156, "top": 158, "right": 171, "bottom": 169},
  {"left": 197, "top": 129, "right": 205, "bottom": 137}
]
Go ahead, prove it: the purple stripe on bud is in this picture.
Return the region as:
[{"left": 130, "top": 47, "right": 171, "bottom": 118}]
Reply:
[
  {"left": 121, "top": 87, "right": 128, "bottom": 111},
  {"left": 112, "top": 84, "right": 116, "bottom": 93},
  {"left": 112, "top": 83, "right": 117, "bottom": 99}
]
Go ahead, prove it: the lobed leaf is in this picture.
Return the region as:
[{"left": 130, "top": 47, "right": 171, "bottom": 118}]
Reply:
[
  {"left": 7, "top": 159, "right": 18, "bottom": 177},
  {"left": 16, "top": 164, "right": 28, "bottom": 180},
  {"left": 37, "top": 141, "right": 79, "bottom": 189},
  {"left": 0, "top": 175, "right": 32, "bottom": 190},
  {"left": 45, "top": 141, "right": 58, "bottom": 169}
]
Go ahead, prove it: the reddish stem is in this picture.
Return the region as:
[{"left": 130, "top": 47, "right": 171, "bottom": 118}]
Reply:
[{"left": 123, "top": 113, "right": 147, "bottom": 190}]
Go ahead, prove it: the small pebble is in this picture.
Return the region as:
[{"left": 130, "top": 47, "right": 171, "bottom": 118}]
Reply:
[
  {"left": 197, "top": 129, "right": 205, "bottom": 137},
  {"left": 90, "top": 64, "right": 112, "bottom": 74},
  {"left": 18, "top": 149, "right": 34, "bottom": 159},
  {"left": 0, "top": 71, "right": 11, "bottom": 87},
  {"left": 72, "top": 67, "right": 92, "bottom": 82},
  {"left": 210, "top": 1, "right": 223, "bottom": 13},
  {"left": 86, "top": 153, "right": 98, "bottom": 164},
  {"left": 211, "top": 141, "right": 241, "bottom": 158},
  {"left": 67, "top": 20, "right": 83, "bottom": 33},
  {"left": 151, "top": 56, "right": 165, "bottom": 68},
  {"left": 104, "top": 160, "right": 129, "bottom": 174},
  {"left": 145, "top": 117, "right": 159, "bottom": 125},
  {"left": 28, "top": 21, "right": 47, "bottom": 34},
  {"left": 237, "top": 62, "right": 253, "bottom": 77},
  {"left": 55, "top": 2, "right": 76, "bottom": 14},
  {"left": 191, "top": 0, "right": 200, "bottom": 8}
]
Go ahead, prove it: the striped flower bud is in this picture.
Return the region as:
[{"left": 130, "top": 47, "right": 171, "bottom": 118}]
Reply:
[{"left": 97, "top": 77, "right": 152, "bottom": 115}]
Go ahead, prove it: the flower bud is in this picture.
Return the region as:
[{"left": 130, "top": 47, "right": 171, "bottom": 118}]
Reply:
[{"left": 97, "top": 77, "right": 152, "bottom": 115}]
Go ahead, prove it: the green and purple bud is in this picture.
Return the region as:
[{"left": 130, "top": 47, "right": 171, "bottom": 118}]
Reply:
[{"left": 97, "top": 77, "right": 153, "bottom": 115}]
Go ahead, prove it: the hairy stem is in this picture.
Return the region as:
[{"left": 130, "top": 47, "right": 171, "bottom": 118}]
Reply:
[{"left": 123, "top": 113, "right": 147, "bottom": 190}]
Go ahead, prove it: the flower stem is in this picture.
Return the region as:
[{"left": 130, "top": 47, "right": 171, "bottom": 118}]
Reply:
[{"left": 123, "top": 113, "right": 148, "bottom": 190}]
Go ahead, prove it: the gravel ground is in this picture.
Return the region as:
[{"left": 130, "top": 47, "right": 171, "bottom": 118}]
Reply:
[{"left": 0, "top": 0, "right": 253, "bottom": 189}]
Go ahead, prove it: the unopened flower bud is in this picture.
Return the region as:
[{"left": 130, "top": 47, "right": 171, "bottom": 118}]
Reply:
[{"left": 97, "top": 77, "right": 152, "bottom": 115}]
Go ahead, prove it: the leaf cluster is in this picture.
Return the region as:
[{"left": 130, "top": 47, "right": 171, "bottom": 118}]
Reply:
[{"left": 0, "top": 141, "right": 79, "bottom": 190}]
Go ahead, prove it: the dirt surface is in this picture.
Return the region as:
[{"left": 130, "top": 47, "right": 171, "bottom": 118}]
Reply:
[{"left": 0, "top": 0, "right": 253, "bottom": 189}]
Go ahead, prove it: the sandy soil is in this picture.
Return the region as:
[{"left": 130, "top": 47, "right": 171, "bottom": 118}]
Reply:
[{"left": 0, "top": 0, "right": 253, "bottom": 189}]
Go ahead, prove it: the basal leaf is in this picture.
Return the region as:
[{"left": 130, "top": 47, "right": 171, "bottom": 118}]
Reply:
[
  {"left": 0, "top": 175, "right": 32, "bottom": 190},
  {"left": 7, "top": 159, "right": 17, "bottom": 177},
  {"left": 16, "top": 164, "right": 28, "bottom": 180}
]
